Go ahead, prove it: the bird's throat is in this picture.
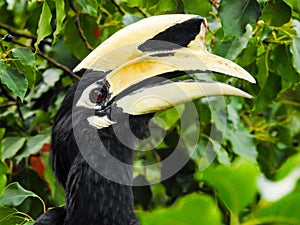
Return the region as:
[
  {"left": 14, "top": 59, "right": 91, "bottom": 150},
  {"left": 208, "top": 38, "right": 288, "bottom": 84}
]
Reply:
[{"left": 63, "top": 153, "right": 139, "bottom": 225}]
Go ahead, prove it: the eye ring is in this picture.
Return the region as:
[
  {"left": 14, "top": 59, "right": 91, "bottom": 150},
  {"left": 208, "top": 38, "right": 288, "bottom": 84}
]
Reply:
[{"left": 89, "top": 88, "right": 106, "bottom": 103}]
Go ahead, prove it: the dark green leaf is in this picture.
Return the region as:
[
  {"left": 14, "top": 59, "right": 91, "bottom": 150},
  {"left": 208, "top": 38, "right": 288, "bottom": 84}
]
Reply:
[
  {"left": 0, "top": 182, "right": 38, "bottom": 207},
  {"left": 260, "top": 0, "right": 292, "bottom": 27},
  {"left": 219, "top": 0, "right": 261, "bottom": 36},
  {"left": 255, "top": 72, "right": 282, "bottom": 112},
  {"left": 270, "top": 44, "right": 299, "bottom": 88},
  {"left": 15, "top": 134, "right": 50, "bottom": 163},
  {"left": 139, "top": 193, "right": 222, "bottom": 225},
  {"left": 1, "top": 137, "right": 26, "bottom": 160},
  {"left": 0, "top": 62, "right": 28, "bottom": 101},
  {"left": 278, "top": 82, "right": 300, "bottom": 106},
  {"left": 182, "top": 0, "right": 211, "bottom": 17},
  {"left": 212, "top": 24, "right": 252, "bottom": 60},
  {"left": 35, "top": 0, "right": 52, "bottom": 49}
]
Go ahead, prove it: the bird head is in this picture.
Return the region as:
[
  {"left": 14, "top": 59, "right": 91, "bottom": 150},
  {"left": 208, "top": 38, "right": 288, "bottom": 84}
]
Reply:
[{"left": 71, "top": 14, "right": 255, "bottom": 131}]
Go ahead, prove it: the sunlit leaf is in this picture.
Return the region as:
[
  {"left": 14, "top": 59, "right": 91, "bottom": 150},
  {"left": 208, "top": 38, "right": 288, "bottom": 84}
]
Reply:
[
  {"left": 291, "top": 37, "right": 300, "bottom": 74},
  {"left": 76, "top": 0, "right": 98, "bottom": 16},
  {"left": 53, "top": 0, "right": 66, "bottom": 43},
  {"left": 201, "top": 158, "right": 259, "bottom": 214},
  {"left": 182, "top": 0, "right": 211, "bottom": 17},
  {"left": 35, "top": 0, "right": 52, "bottom": 49},
  {"left": 253, "top": 193, "right": 300, "bottom": 224},
  {"left": 155, "top": 0, "right": 177, "bottom": 14},
  {"left": 138, "top": 193, "right": 222, "bottom": 225}
]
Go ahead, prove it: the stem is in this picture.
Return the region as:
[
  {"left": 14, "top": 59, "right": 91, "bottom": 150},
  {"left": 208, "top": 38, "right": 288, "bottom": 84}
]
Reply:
[
  {"left": 36, "top": 195, "right": 47, "bottom": 213},
  {"left": 111, "top": 0, "right": 126, "bottom": 15},
  {"left": 69, "top": 0, "right": 94, "bottom": 51}
]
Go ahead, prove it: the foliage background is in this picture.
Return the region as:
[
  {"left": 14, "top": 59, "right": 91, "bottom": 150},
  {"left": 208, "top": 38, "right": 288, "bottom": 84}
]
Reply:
[{"left": 0, "top": 0, "right": 299, "bottom": 224}]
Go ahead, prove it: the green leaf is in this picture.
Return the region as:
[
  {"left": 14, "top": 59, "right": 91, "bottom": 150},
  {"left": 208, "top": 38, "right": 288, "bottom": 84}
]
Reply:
[
  {"left": 63, "top": 16, "right": 99, "bottom": 60},
  {"left": 212, "top": 24, "right": 252, "bottom": 60},
  {"left": 0, "top": 161, "right": 8, "bottom": 195},
  {"left": 219, "top": 0, "right": 261, "bottom": 36},
  {"left": 278, "top": 82, "right": 300, "bottom": 106},
  {"left": 236, "top": 37, "right": 258, "bottom": 67},
  {"left": 138, "top": 193, "right": 222, "bottom": 225},
  {"left": 255, "top": 73, "right": 282, "bottom": 112},
  {"left": 254, "top": 193, "right": 300, "bottom": 224},
  {"left": 291, "top": 36, "right": 300, "bottom": 74},
  {"left": 154, "top": 105, "right": 185, "bottom": 130},
  {"left": 0, "top": 206, "right": 27, "bottom": 225},
  {"left": 225, "top": 101, "right": 257, "bottom": 161},
  {"left": 0, "top": 62, "right": 28, "bottom": 101},
  {"left": 76, "top": 0, "right": 98, "bottom": 16},
  {"left": 182, "top": 0, "right": 211, "bottom": 17},
  {"left": 53, "top": 0, "right": 66, "bottom": 43},
  {"left": 31, "top": 68, "right": 63, "bottom": 99},
  {"left": 260, "top": 0, "right": 292, "bottom": 27},
  {"left": 1, "top": 137, "right": 26, "bottom": 160},
  {"left": 12, "top": 47, "right": 35, "bottom": 67},
  {"left": 0, "top": 128, "right": 5, "bottom": 141},
  {"left": 270, "top": 44, "right": 299, "bottom": 88},
  {"left": 15, "top": 134, "right": 50, "bottom": 163},
  {"left": 155, "top": 0, "right": 177, "bottom": 14},
  {"left": 0, "top": 182, "right": 39, "bottom": 207},
  {"left": 201, "top": 158, "right": 259, "bottom": 214},
  {"left": 12, "top": 47, "right": 36, "bottom": 89},
  {"left": 35, "top": 0, "right": 52, "bottom": 49}
]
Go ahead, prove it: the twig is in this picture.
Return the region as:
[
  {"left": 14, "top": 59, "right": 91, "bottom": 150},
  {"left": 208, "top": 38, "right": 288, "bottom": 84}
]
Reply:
[
  {"left": 69, "top": 0, "right": 94, "bottom": 51},
  {"left": 0, "top": 103, "right": 16, "bottom": 108},
  {"left": 0, "top": 33, "right": 80, "bottom": 80},
  {"left": 111, "top": 0, "right": 126, "bottom": 15},
  {"left": 0, "top": 23, "right": 52, "bottom": 45},
  {"left": 136, "top": 7, "right": 147, "bottom": 18}
]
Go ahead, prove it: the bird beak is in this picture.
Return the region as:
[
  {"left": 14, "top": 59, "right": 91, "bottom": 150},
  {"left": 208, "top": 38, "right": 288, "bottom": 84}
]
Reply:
[{"left": 74, "top": 14, "right": 255, "bottom": 116}]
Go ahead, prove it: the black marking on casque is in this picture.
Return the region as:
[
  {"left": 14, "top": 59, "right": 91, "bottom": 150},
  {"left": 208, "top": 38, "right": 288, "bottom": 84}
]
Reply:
[{"left": 138, "top": 17, "right": 204, "bottom": 52}]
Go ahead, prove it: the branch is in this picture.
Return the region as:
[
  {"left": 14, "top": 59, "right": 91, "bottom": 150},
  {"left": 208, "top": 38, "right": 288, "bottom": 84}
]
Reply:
[
  {"left": 69, "top": 0, "right": 94, "bottom": 51},
  {"left": 0, "top": 33, "right": 80, "bottom": 80},
  {"left": 0, "top": 23, "right": 51, "bottom": 45},
  {"left": 111, "top": 0, "right": 126, "bottom": 15},
  {"left": 136, "top": 7, "right": 148, "bottom": 18}
]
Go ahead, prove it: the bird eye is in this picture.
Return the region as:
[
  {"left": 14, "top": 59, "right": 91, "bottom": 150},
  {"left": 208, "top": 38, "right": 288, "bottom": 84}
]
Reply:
[{"left": 89, "top": 88, "right": 106, "bottom": 103}]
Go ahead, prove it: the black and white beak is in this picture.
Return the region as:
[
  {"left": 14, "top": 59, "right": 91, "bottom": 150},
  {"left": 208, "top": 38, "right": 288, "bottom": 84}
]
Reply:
[{"left": 74, "top": 14, "right": 255, "bottom": 125}]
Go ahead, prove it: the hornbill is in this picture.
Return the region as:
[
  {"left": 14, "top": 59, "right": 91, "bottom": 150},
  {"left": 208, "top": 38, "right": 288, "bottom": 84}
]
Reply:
[{"left": 35, "top": 14, "right": 255, "bottom": 225}]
